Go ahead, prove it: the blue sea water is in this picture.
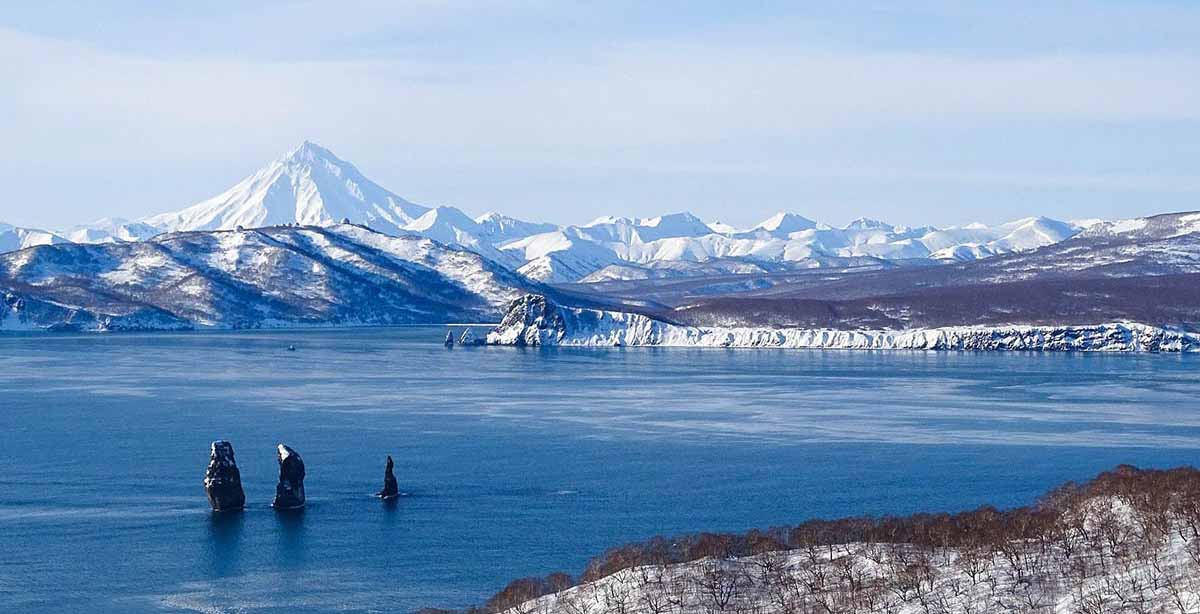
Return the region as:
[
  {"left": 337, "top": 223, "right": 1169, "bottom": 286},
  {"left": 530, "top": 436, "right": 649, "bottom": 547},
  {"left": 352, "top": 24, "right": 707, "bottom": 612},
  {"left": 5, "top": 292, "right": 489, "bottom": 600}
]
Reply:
[{"left": 1, "top": 328, "right": 1198, "bottom": 613}]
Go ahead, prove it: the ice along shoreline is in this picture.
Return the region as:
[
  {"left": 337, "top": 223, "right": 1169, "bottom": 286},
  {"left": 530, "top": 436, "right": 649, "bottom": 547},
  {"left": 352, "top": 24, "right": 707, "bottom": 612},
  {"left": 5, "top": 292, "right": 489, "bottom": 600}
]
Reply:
[{"left": 479, "top": 295, "right": 1200, "bottom": 353}]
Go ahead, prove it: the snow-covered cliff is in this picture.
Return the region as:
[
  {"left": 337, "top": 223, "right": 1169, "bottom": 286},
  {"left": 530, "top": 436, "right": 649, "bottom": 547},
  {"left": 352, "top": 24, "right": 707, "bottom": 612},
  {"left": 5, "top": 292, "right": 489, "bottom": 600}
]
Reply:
[{"left": 485, "top": 295, "right": 1200, "bottom": 352}]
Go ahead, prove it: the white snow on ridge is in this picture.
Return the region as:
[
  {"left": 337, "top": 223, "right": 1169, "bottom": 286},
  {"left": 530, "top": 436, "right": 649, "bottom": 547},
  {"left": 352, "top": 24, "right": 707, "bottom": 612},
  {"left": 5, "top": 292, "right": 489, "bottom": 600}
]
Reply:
[
  {"left": 124, "top": 142, "right": 1087, "bottom": 281},
  {"left": 64, "top": 218, "right": 162, "bottom": 244},
  {"left": 18, "top": 142, "right": 1200, "bottom": 288},
  {"left": 499, "top": 211, "right": 1084, "bottom": 281},
  {"left": 143, "top": 141, "right": 429, "bottom": 236},
  {"left": 0, "top": 223, "right": 69, "bottom": 252}
]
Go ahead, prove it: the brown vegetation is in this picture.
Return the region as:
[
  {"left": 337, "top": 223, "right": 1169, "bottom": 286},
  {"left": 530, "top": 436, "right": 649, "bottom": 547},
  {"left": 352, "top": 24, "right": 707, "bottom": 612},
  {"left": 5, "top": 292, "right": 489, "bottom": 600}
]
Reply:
[{"left": 482, "top": 464, "right": 1200, "bottom": 613}]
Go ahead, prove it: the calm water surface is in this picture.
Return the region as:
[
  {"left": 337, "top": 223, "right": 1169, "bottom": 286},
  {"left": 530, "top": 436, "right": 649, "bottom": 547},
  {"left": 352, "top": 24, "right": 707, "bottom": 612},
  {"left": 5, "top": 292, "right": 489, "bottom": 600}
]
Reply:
[{"left": 1, "top": 328, "right": 1198, "bottom": 612}]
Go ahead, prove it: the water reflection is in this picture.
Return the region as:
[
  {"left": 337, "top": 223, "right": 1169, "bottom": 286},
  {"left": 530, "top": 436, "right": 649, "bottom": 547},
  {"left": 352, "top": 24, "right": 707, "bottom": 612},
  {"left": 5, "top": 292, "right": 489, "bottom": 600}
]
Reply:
[
  {"left": 274, "top": 507, "right": 308, "bottom": 567},
  {"left": 205, "top": 510, "right": 245, "bottom": 576}
]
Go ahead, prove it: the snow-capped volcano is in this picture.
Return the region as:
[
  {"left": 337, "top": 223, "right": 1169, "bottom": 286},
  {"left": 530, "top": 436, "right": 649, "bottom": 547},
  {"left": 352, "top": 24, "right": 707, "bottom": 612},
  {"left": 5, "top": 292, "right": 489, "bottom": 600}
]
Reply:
[{"left": 143, "top": 141, "right": 430, "bottom": 235}]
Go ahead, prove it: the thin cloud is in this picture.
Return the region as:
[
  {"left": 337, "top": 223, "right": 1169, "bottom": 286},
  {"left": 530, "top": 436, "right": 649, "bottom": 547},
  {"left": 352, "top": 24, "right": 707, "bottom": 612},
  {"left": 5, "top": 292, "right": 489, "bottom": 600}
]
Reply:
[{"left": 0, "top": 3, "right": 1198, "bottom": 227}]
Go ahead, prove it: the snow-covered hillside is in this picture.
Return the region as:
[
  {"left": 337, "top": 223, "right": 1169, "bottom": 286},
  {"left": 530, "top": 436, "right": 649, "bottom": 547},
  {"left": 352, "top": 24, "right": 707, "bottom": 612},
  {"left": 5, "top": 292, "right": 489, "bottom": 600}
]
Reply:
[
  {"left": 483, "top": 465, "right": 1200, "bottom": 614},
  {"left": 0, "top": 223, "right": 69, "bottom": 252},
  {"left": 499, "top": 500, "right": 1200, "bottom": 614},
  {"left": 482, "top": 295, "right": 1200, "bottom": 352},
  {"left": 0, "top": 224, "right": 544, "bottom": 331}
]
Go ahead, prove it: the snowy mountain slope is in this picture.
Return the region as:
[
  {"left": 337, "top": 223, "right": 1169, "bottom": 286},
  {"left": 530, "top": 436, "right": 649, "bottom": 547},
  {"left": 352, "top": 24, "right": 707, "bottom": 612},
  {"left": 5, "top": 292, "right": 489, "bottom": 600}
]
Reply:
[
  {"left": 504, "top": 231, "right": 625, "bottom": 283},
  {"left": 597, "top": 211, "right": 1200, "bottom": 329},
  {"left": 738, "top": 210, "right": 1200, "bottom": 304},
  {"left": 473, "top": 212, "right": 558, "bottom": 244},
  {"left": 566, "top": 258, "right": 910, "bottom": 307},
  {"left": 0, "top": 223, "right": 69, "bottom": 253},
  {"left": 142, "top": 142, "right": 431, "bottom": 235},
  {"left": 580, "top": 259, "right": 783, "bottom": 283},
  {"left": 1079, "top": 210, "right": 1200, "bottom": 240},
  {"left": 64, "top": 217, "right": 162, "bottom": 244},
  {"left": 746, "top": 211, "right": 818, "bottom": 235},
  {"left": 100, "top": 142, "right": 557, "bottom": 267},
  {"left": 0, "top": 224, "right": 546, "bottom": 331},
  {"left": 504, "top": 211, "right": 1081, "bottom": 282},
  {"left": 399, "top": 206, "right": 521, "bottom": 266}
]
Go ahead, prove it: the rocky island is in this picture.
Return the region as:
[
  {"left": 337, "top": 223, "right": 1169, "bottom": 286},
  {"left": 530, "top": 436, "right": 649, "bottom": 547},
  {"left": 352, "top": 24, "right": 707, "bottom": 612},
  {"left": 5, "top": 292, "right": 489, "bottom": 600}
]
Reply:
[
  {"left": 272, "top": 444, "right": 306, "bottom": 510},
  {"left": 202, "top": 440, "right": 245, "bottom": 512}
]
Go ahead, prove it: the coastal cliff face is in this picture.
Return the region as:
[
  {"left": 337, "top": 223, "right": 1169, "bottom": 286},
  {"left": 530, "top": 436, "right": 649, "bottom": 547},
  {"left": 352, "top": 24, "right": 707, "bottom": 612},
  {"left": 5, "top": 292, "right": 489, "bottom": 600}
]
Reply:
[{"left": 486, "top": 295, "right": 1200, "bottom": 352}]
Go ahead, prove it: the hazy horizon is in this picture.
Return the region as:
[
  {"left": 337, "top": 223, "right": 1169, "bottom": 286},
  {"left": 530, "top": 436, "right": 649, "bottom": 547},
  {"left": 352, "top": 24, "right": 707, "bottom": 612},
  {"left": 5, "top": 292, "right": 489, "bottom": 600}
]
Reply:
[{"left": 3, "top": 1, "right": 1198, "bottom": 230}]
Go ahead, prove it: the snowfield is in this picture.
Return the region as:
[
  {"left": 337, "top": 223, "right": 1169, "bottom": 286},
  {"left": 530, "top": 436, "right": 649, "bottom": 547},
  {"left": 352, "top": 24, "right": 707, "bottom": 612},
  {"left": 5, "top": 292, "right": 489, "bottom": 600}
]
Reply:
[{"left": 484, "top": 295, "right": 1200, "bottom": 352}]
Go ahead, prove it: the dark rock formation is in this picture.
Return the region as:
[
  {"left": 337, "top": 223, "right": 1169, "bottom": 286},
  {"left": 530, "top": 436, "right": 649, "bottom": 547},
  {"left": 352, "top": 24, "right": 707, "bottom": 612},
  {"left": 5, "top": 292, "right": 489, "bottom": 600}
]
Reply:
[
  {"left": 203, "top": 440, "right": 245, "bottom": 512},
  {"left": 377, "top": 455, "right": 399, "bottom": 500},
  {"left": 490, "top": 294, "right": 567, "bottom": 346},
  {"left": 444, "top": 329, "right": 455, "bottom": 347},
  {"left": 272, "top": 444, "right": 306, "bottom": 510}
]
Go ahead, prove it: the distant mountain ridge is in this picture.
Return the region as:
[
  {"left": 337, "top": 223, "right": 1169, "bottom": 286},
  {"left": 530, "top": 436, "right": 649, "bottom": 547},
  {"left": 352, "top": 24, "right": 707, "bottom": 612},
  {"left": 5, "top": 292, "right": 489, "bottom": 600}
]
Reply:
[
  {"left": 647, "top": 210, "right": 1200, "bottom": 330},
  {"left": 2, "top": 142, "right": 1095, "bottom": 284},
  {"left": 0, "top": 223, "right": 69, "bottom": 253}
]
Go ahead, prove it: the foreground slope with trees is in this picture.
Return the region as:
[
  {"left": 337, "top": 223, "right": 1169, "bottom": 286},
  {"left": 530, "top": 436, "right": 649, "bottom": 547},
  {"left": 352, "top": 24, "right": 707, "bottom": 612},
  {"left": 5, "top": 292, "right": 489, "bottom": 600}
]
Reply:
[{"left": 483, "top": 465, "right": 1200, "bottom": 614}]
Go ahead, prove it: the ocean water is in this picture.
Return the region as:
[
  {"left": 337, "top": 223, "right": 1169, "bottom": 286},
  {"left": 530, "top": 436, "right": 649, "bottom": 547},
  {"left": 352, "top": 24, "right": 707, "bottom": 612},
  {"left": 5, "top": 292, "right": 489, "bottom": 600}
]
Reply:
[{"left": 1, "top": 328, "right": 1198, "bottom": 613}]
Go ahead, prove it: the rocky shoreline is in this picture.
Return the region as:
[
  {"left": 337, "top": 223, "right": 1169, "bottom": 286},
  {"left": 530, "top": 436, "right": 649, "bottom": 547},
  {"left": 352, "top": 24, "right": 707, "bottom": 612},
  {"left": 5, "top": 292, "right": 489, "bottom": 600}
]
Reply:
[{"left": 482, "top": 295, "right": 1200, "bottom": 352}]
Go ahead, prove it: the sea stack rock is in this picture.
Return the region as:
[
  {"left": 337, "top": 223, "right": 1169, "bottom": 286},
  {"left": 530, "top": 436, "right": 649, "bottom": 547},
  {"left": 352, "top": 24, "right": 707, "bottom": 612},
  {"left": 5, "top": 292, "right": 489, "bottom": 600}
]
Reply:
[
  {"left": 377, "top": 455, "right": 399, "bottom": 500},
  {"left": 459, "top": 327, "right": 476, "bottom": 346},
  {"left": 444, "top": 330, "right": 455, "bottom": 347},
  {"left": 203, "top": 441, "right": 246, "bottom": 512},
  {"left": 272, "top": 444, "right": 306, "bottom": 510}
]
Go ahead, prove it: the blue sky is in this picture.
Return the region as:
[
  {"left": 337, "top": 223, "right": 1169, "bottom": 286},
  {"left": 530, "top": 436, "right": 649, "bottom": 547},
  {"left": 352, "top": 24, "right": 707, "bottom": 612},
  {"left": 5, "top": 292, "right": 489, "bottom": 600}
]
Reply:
[{"left": 2, "top": 1, "right": 1198, "bottom": 230}]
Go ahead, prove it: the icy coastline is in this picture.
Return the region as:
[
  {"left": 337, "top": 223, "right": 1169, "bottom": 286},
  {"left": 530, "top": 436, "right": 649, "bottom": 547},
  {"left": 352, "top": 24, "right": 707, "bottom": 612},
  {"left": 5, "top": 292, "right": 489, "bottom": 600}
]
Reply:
[{"left": 484, "top": 295, "right": 1200, "bottom": 352}]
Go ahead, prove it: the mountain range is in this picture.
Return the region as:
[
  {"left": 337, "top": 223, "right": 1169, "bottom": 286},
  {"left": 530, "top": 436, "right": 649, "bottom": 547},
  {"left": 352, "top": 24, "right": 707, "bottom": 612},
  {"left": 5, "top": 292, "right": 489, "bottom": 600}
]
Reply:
[
  {"left": 2, "top": 142, "right": 1086, "bottom": 284},
  {"left": 1, "top": 142, "right": 1197, "bottom": 335}
]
